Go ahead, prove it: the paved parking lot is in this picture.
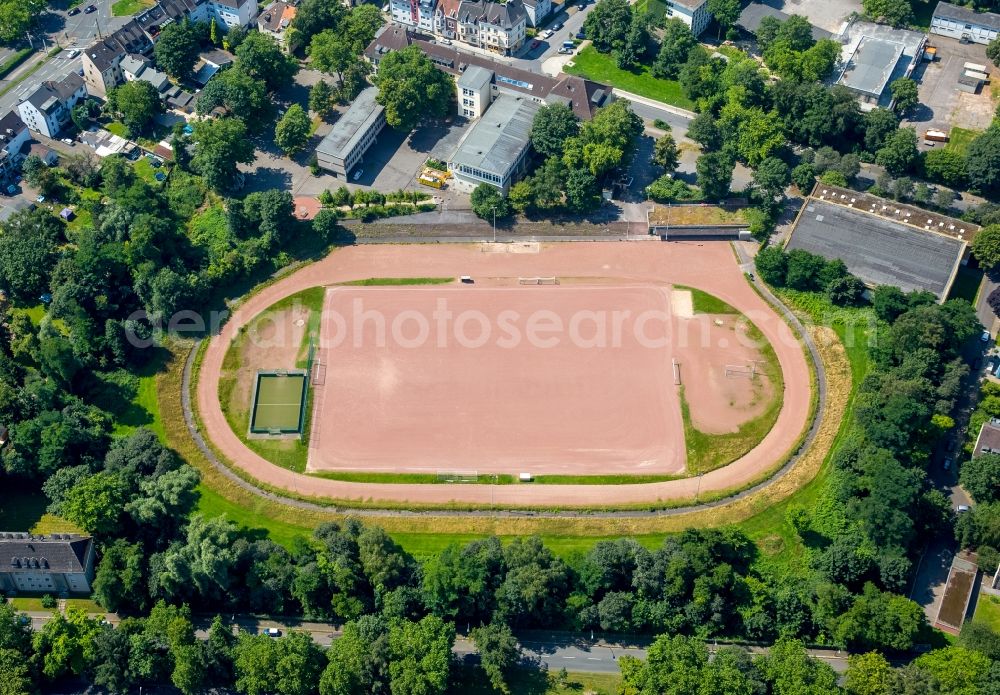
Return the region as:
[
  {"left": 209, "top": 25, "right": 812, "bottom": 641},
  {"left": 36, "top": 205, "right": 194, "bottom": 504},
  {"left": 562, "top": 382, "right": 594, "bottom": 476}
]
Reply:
[
  {"left": 759, "top": 0, "right": 860, "bottom": 34},
  {"left": 907, "top": 36, "right": 997, "bottom": 137}
]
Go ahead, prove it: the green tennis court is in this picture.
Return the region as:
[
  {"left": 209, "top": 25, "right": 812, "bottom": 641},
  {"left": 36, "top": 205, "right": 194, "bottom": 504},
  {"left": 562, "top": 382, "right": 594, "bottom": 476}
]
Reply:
[{"left": 249, "top": 373, "right": 307, "bottom": 434}]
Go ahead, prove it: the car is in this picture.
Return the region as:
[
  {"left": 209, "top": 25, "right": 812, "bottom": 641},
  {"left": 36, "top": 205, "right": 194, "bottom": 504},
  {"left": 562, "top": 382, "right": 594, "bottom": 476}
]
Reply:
[
  {"left": 84, "top": 3, "right": 96, "bottom": 11},
  {"left": 982, "top": 330, "right": 991, "bottom": 343},
  {"left": 68, "top": 6, "right": 80, "bottom": 14},
  {"left": 558, "top": 47, "right": 572, "bottom": 54},
  {"left": 943, "top": 457, "right": 952, "bottom": 471},
  {"left": 36, "top": 195, "right": 45, "bottom": 203},
  {"left": 61, "top": 138, "right": 74, "bottom": 145},
  {"left": 77, "top": 68, "right": 84, "bottom": 76},
  {"left": 553, "top": 22, "right": 563, "bottom": 30},
  {"left": 265, "top": 628, "right": 281, "bottom": 637},
  {"left": 5, "top": 184, "right": 16, "bottom": 195},
  {"left": 353, "top": 168, "right": 363, "bottom": 181},
  {"left": 956, "top": 504, "right": 970, "bottom": 513},
  {"left": 541, "top": 29, "right": 554, "bottom": 38},
  {"left": 440, "top": 38, "right": 452, "bottom": 45},
  {"left": 576, "top": 30, "right": 586, "bottom": 39},
  {"left": 68, "top": 49, "right": 80, "bottom": 58}
]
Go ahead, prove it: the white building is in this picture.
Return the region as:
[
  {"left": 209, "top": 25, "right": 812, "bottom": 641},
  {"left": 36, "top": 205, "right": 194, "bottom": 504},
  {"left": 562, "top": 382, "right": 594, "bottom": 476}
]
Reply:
[
  {"left": 522, "top": 0, "right": 551, "bottom": 27},
  {"left": 315, "top": 86, "right": 387, "bottom": 177},
  {"left": 390, "top": 0, "right": 438, "bottom": 32},
  {"left": 478, "top": 0, "right": 527, "bottom": 55},
  {"left": 0, "top": 533, "right": 96, "bottom": 595},
  {"left": 17, "top": 74, "right": 87, "bottom": 138},
  {"left": 434, "top": 0, "right": 462, "bottom": 38},
  {"left": 930, "top": 1, "right": 1000, "bottom": 45},
  {"left": 665, "top": 0, "right": 710, "bottom": 37},
  {"left": 0, "top": 111, "right": 30, "bottom": 184},
  {"left": 81, "top": 20, "right": 153, "bottom": 98},
  {"left": 449, "top": 93, "right": 540, "bottom": 192}
]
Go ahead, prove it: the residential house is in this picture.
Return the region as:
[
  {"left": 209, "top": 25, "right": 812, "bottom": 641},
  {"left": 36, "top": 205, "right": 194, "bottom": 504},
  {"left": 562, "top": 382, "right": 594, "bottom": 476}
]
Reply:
[
  {"left": 0, "top": 111, "right": 30, "bottom": 183},
  {"left": 434, "top": 0, "right": 462, "bottom": 39},
  {"left": 17, "top": 74, "right": 87, "bottom": 138},
  {"left": 521, "top": 0, "right": 550, "bottom": 27},
  {"left": 478, "top": 0, "right": 527, "bottom": 55},
  {"left": 81, "top": 20, "right": 154, "bottom": 98},
  {"left": 258, "top": 1, "right": 298, "bottom": 49},
  {"left": 391, "top": 0, "right": 438, "bottom": 32},
  {"left": 0, "top": 532, "right": 96, "bottom": 595},
  {"left": 192, "top": 48, "right": 234, "bottom": 85}
]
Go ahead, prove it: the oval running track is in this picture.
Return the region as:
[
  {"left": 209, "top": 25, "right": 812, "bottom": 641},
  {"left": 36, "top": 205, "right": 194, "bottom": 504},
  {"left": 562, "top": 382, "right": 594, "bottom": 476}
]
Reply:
[{"left": 196, "top": 242, "right": 812, "bottom": 507}]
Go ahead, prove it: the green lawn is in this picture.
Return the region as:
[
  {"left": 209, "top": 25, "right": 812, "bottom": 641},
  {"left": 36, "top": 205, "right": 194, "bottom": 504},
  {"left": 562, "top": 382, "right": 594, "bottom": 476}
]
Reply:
[
  {"left": 340, "top": 277, "right": 455, "bottom": 286},
  {"left": 675, "top": 285, "right": 738, "bottom": 314},
  {"left": 564, "top": 46, "right": 695, "bottom": 111},
  {"left": 7, "top": 598, "right": 49, "bottom": 612},
  {"left": 948, "top": 264, "right": 984, "bottom": 304},
  {"left": 109, "top": 352, "right": 170, "bottom": 440},
  {"left": 111, "top": 0, "right": 155, "bottom": 16},
  {"left": 946, "top": 127, "right": 982, "bottom": 155},
  {"left": 104, "top": 121, "right": 128, "bottom": 138},
  {"left": 133, "top": 156, "right": 167, "bottom": 185},
  {"left": 633, "top": 0, "right": 667, "bottom": 20},
  {"left": 973, "top": 593, "right": 1000, "bottom": 633},
  {"left": 451, "top": 664, "right": 620, "bottom": 695}
]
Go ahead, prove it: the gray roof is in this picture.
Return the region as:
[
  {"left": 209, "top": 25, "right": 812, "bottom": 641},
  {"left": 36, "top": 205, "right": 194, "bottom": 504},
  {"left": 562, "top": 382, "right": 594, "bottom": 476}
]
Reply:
[
  {"left": 0, "top": 111, "right": 26, "bottom": 141},
  {"left": 481, "top": 0, "right": 526, "bottom": 28},
  {"left": 316, "top": 86, "right": 384, "bottom": 159},
  {"left": 457, "top": 64, "right": 493, "bottom": 90},
  {"left": 837, "top": 36, "right": 905, "bottom": 97},
  {"left": 85, "top": 20, "right": 153, "bottom": 71},
  {"left": 120, "top": 53, "right": 149, "bottom": 76},
  {"left": 736, "top": 3, "right": 832, "bottom": 41},
  {"left": 449, "top": 93, "right": 539, "bottom": 176},
  {"left": 785, "top": 199, "right": 965, "bottom": 299},
  {"left": 0, "top": 533, "right": 92, "bottom": 574},
  {"left": 457, "top": 0, "right": 486, "bottom": 22},
  {"left": 973, "top": 419, "right": 1000, "bottom": 458},
  {"left": 23, "top": 74, "right": 84, "bottom": 113},
  {"left": 669, "top": 0, "right": 706, "bottom": 10},
  {"left": 933, "top": 1, "right": 1000, "bottom": 31}
]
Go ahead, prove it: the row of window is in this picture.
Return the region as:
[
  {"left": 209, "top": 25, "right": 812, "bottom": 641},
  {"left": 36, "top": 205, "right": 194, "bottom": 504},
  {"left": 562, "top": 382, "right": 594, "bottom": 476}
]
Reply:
[{"left": 458, "top": 163, "right": 506, "bottom": 185}]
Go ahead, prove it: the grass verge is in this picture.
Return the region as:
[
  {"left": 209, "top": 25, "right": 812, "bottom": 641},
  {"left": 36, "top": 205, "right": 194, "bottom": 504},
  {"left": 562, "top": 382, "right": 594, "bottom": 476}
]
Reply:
[
  {"left": 0, "top": 48, "right": 33, "bottom": 79},
  {"left": 946, "top": 127, "right": 982, "bottom": 155},
  {"left": 111, "top": 0, "right": 156, "bottom": 16},
  {"left": 0, "top": 55, "right": 48, "bottom": 99},
  {"left": 675, "top": 285, "right": 738, "bottom": 314},
  {"left": 974, "top": 593, "right": 1000, "bottom": 633},
  {"left": 339, "top": 277, "right": 454, "bottom": 286},
  {"left": 564, "top": 46, "right": 694, "bottom": 111},
  {"left": 451, "top": 663, "right": 620, "bottom": 694}
]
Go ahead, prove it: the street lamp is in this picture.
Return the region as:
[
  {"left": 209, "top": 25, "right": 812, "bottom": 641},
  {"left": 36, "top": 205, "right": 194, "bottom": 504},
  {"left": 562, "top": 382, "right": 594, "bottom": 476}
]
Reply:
[{"left": 492, "top": 206, "right": 497, "bottom": 243}]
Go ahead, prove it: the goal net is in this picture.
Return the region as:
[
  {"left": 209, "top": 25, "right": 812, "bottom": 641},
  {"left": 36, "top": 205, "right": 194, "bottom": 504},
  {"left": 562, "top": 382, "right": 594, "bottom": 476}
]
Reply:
[
  {"left": 437, "top": 470, "right": 479, "bottom": 483},
  {"left": 518, "top": 277, "right": 559, "bottom": 285}
]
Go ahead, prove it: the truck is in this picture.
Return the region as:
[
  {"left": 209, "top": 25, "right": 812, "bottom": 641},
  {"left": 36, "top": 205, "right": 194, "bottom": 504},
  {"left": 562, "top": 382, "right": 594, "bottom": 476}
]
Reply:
[
  {"left": 923, "top": 129, "right": 950, "bottom": 143},
  {"left": 964, "top": 61, "right": 988, "bottom": 73}
]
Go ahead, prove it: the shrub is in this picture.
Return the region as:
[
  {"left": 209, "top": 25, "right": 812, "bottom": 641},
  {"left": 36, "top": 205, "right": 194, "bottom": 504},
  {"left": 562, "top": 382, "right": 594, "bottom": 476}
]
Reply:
[
  {"left": 41, "top": 594, "right": 56, "bottom": 609},
  {"left": 653, "top": 118, "right": 671, "bottom": 130}
]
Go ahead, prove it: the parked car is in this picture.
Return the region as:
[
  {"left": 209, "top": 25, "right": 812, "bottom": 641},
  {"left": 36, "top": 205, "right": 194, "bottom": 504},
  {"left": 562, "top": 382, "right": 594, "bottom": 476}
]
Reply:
[
  {"left": 61, "top": 138, "right": 73, "bottom": 145},
  {"left": 84, "top": 4, "right": 96, "bottom": 11},
  {"left": 68, "top": 6, "right": 80, "bottom": 15},
  {"left": 440, "top": 38, "right": 452, "bottom": 45},
  {"left": 943, "top": 457, "right": 952, "bottom": 471},
  {"left": 36, "top": 195, "right": 45, "bottom": 203},
  {"left": 982, "top": 330, "right": 991, "bottom": 343},
  {"left": 576, "top": 30, "right": 586, "bottom": 39},
  {"left": 68, "top": 49, "right": 80, "bottom": 58},
  {"left": 956, "top": 504, "right": 970, "bottom": 513},
  {"left": 265, "top": 628, "right": 281, "bottom": 637},
  {"left": 553, "top": 22, "right": 563, "bottom": 30},
  {"left": 558, "top": 47, "right": 572, "bottom": 54},
  {"left": 531, "top": 39, "right": 540, "bottom": 48},
  {"left": 541, "top": 29, "right": 554, "bottom": 38},
  {"left": 353, "top": 168, "right": 363, "bottom": 181}
]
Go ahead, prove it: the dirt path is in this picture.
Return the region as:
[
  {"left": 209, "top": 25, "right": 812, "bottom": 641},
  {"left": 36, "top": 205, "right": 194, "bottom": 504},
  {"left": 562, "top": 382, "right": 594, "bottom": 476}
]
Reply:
[{"left": 196, "top": 242, "right": 812, "bottom": 507}]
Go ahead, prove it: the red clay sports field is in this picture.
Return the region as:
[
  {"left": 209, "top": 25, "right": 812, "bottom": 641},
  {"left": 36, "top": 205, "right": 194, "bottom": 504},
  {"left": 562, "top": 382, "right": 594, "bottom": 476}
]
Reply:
[{"left": 196, "top": 242, "right": 812, "bottom": 507}]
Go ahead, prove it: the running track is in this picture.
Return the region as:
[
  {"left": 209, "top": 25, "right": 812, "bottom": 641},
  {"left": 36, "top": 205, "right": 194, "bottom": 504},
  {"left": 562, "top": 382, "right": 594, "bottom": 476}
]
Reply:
[{"left": 196, "top": 242, "right": 812, "bottom": 507}]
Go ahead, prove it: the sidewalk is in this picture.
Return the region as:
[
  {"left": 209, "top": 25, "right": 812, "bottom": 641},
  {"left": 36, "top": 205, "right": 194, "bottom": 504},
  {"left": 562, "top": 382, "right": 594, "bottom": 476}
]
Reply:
[{"left": 611, "top": 88, "right": 697, "bottom": 121}]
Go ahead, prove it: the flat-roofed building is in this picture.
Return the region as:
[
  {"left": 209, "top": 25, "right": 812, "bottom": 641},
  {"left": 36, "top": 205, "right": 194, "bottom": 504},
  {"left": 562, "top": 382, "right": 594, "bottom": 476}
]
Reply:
[
  {"left": 315, "top": 87, "right": 386, "bottom": 177},
  {"left": 930, "top": 1, "right": 1000, "bottom": 45},
  {"left": 784, "top": 185, "right": 975, "bottom": 300},
  {"left": 665, "top": 0, "right": 710, "bottom": 37},
  {"left": 837, "top": 36, "right": 905, "bottom": 105},
  {"left": 448, "top": 93, "right": 540, "bottom": 192},
  {"left": 0, "top": 532, "right": 96, "bottom": 595}
]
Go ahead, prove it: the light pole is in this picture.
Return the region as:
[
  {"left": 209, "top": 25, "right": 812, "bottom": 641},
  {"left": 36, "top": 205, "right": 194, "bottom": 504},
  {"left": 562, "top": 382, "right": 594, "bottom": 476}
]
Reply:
[
  {"left": 695, "top": 472, "right": 704, "bottom": 503},
  {"left": 492, "top": 206, "right": 497, "bottom": 243}
]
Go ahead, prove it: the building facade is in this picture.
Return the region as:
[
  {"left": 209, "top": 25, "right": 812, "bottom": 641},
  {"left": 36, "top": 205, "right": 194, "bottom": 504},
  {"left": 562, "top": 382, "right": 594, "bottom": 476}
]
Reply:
[
  {"left": 315, "top": 86, "right": 386, "bottom": 176},
  {"left": 0, "top": 533, "right": 96, "bottom": 595},
  {"left": 17, "top": 74, "right": 87, "bottom": 138},
  {"left": 391, "top": 0, "right": 438, "bottom": 32},
  {"left": 930, "top": 1, "right": 1000, "bottom": 44},
  {"left": 522, "top": 0, "right": 551, "bottom": 27},
  {"left": 258, "top": 1, "right": 298, "bottom": 49},
  {"left": 0, "top": 112, "right": 30, "bottom": 184},
  {"left": 665, "top": 0, "right": 710, "bottom": 36},
  {"left": 82, "top": 21, "right": 153, "bottom": 98},
  {"left": 457, "top": 64, "right": 494, "bottom": 118},
  {"left": 434, "top": 0, "right": 462, "bottom": 38},
  {"left": 478, "top": 0, "right": 527, "bottom": 55}
]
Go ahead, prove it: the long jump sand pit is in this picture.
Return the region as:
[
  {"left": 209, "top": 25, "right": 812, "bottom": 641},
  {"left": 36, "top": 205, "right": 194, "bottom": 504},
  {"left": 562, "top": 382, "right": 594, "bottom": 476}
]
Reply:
[{"left": 308, "top": 285, "right": 684, "bottom": 475}]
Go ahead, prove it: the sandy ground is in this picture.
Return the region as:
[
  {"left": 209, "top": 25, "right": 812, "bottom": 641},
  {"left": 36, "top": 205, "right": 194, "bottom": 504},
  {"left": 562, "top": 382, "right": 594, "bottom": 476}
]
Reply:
[
  {"left": 308, "top": 284, "right": 684, "bottom": 475},
  {"left": 197, "top": 242, "right": 811, "bottom": 506}
]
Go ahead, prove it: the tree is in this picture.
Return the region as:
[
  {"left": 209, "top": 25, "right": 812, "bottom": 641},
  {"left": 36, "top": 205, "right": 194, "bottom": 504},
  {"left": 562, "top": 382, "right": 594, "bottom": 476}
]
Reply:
[
  {"left": 652, "top": 19, "right": 697, "bottom": 79},
  {"left": 0, "top": 208, "right": 64, "bottom": 302},
  {"left": 470, "top": 184, "right": 511, "bottom": 221},
  {"left": 988, "top": 37, "right": 1000, "bottom": 67},
  {"left": 530, "top": 103, "right": 580, "bottom": 158},
  {"left": 274, "top": 104, "right": 312, "bottom": 156},
  {"left": 0, "top": 0, "right": 44, "bottom": 44},
  {"left": 155, "top": 20, "right": 201, "bottom": 79},
  {"left": 966, "top": 124, "right": 1000, "bottom": 197},
  {"left": 863, "top": 0, "right": 913, "bottom": 26},
  {"left": 872, "top": 285, "right": 910, "bottom": 322},
  {"left": 235, "top": 32, "right": 298, "bottom": 91},
  {"left": 875, "top": 127, "right": 918, "bottom": 176},
  {"left": 564, "top": 169, "right": 601, "bottom": 212},
  {"left": 387, "top": 616, "right": 454, "bottom": 695},
  {"left": 752, "top": 157, "right": 790, "bottom": 200},
  {"left": 61, "top": 472, "right": 127, "bottom": 536},
  {"left": 93, "top": 540, "right": 147, "bottom": 613},
  {"left": 696, "top": 151, "right": 734, "bottom": 201},
  {"left": 960, "top": 452, "right": 1000, "bottom": 503},
  {"left": 864, "top": 108, "right": 899, "bottom": 154},
  {"left": 309, "top": 79, "right": 335, "bottom": 118},
  {"left": 708, "top": 0, "right": 741, "bottom": 39},
  {"left": 308, "top": 30, "right": 364, "bottom": 85},
  {"left": 105, "top": 80, "right": 163, "bottom": 138},
  {"left": 234, "top": 631, "right": 324, "bottom": 695},
  {"left": 191, "top": 118, "right": 255, "bottom": 193},
  {"left": 652, "top": 133, "right": 679, "bottom": 172},
  {"left": 196, "top": 67, "right": 273, "bottom": 131},
  {"left": 687, "top": 112, "right": 720, "bottom": 151},
  {"left": 291, "top": 0, "right": 346, "bottom": 44},
  {"left": 846, "top": 652, "right": 894, "bottom": 695},
  {"left": 890, "top": 77, "right": 919, "bottom": 116},
  {"left": 756, "top": 245, "right": 788, "bottom": 285},
  {"left": 0, "top": 647, "right": 33, "bottom": 695},
  {"left": 913, "top": 646, "right": 992, "bottom": 695},
  {"left": 827, "top": 276, "right": 866, "bottom": 306},
  {"left": 791, "top": 162, "right": 815, "bottom": 192},
  {"left": 972, "top": 225, "right": 1000, "bottom": 269},
  {"left": 756, "top": 638, "right": 840, "bottom": 693},
  {"left": 583, "top": 0, "right": 632, "bottom": 53},
  {"left": 471, "top": 623, "right": 520, "bottom": 694},
  {"left": 373, "top": 45, "right": 454, "bottom": 131},
  {"left": 923, "top": 148, "right": 967, "bottom": 188}
]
